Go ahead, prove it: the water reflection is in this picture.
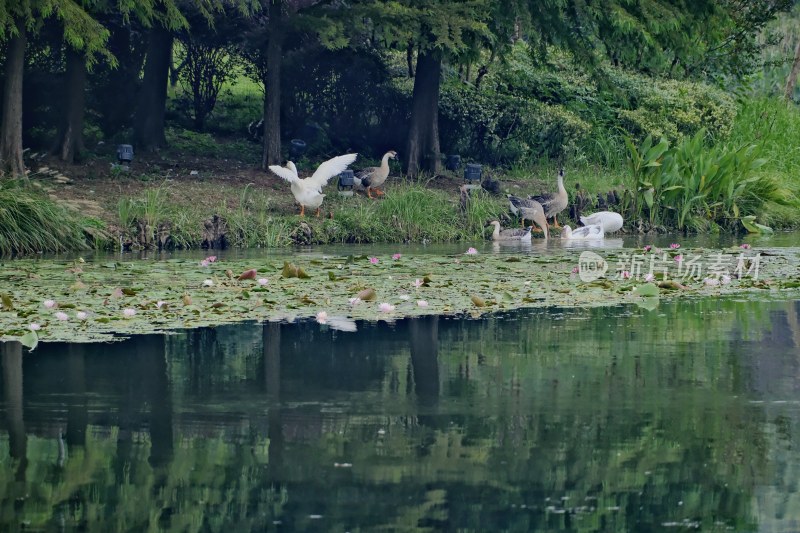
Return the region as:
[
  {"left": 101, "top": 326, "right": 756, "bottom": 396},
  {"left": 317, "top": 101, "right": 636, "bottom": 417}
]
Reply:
[
  {"left": 1, "top": 299, "right": 799, "bottom": 531},
  {"left": 31, "top": 229, "right": 800, "bottom": 263}
]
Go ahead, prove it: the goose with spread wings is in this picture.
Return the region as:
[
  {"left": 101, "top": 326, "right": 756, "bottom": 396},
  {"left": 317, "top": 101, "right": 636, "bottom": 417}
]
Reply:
[{"left": 269, "top": 153, "right": 358, "bottom": 217}]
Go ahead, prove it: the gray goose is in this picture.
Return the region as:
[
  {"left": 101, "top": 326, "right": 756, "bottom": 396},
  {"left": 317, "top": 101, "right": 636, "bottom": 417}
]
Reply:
[
  {"left": 530, "top": 168, "right": 568, "bottom": 228},
  {"left": 507, "top": 195, "right": 549, "bottom": 239}
]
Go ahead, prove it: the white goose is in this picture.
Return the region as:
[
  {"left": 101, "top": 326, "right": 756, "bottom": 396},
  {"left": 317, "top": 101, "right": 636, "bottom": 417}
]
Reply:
[
  {"left": 269, "top": 153, "right": 358, "bottom": 217},
  {"left": 561, "top": 224, "right": 604, "bottom": 240},
  {"left": 580, "top": 211, "right": 623, "bottom": 233}
]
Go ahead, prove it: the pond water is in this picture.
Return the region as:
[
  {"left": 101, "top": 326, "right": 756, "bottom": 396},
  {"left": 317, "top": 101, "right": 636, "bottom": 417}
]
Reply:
[
  {"left": 31, "top": 229, "right": 800, "bottom": 264},
  {"left": 2, "top": 297, "right": 800, "bottom": 531}
]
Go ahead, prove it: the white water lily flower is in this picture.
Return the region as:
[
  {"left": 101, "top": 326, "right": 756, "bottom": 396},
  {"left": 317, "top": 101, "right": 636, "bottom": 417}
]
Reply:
[
  {"left": 703, "top": 277, "right": 720, "bottom": 287},
  {"left": 43, "top": 299, "right": 56, "bottom": 308},
  {"left": 123, "top": 308, "right": 136, "bottom": 318},
  {"left": 721, "top": 274, "right": 732, "bottom": 285},
  {"left": 316, "top": 311, "right": 328, "bottom": 324},
  {"left": 417, "top": 300, "right": 429, "bottom": 308},
  {"left": 203, "top": 279, "right": 214, "bottom": 287},
  {"left": 55, "top": 311, "right": 69, "bottom": 321},
  {"left": 28, "top": 323, "right": 41, "bottom": 331},
  {"left": 379, "top": 303, "right": 395, "bottom": 313},
  {"left": 156, "top": 301, "right": 166, "bottom": 308},
  {"left": 258, "top": 278, "right": 269, "bottom": 286},
  {"left": 399, "top": 294, "right": 410, "bottom": 301},
  {"left": 76, "top": 311, "right": 88, "bottom": 320},
  {"left": 348, "top": 297, "right": 362, "bottom": 306}
]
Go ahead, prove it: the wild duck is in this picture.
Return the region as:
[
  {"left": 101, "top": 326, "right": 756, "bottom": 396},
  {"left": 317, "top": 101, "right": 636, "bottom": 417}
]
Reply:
[
  {"left": 580, "top": 211, "right": 623, "bottom": 233},
  {"left": 561, "top": 224, "right": 604, "bottom": 240},
  {"left": 530, "top": 168, "right": 568, "bottom": 228},
  {"left": 268, "top": 153, "right": 358, "bottom": 217},
  {"left": 507, "top": 194, "right": 548, "bottom": 239},
  {"left": 355, "top": 150, "right": 397, "bottom": 198},
  {"left": 488, "top": 220, "right": 532, "bottom": 242}
]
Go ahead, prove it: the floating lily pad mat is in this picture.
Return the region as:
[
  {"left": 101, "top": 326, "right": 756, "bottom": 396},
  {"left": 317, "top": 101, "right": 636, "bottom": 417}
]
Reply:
[{"left": 1, "top": 247, "right": 799, "bottom": 345}]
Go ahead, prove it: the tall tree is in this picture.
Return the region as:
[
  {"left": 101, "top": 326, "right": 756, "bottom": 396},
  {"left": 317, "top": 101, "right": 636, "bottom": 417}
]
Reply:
[
  {"left": 133, "top": 1, "right": 253, "bottom": 152},
  {"left": 241, "top": 0, "right": 348, "bottom": 168},
  {"left": 357, "top": 0, "right": 500, "bottom": 177},
  {"left": 0, "top": 1, "right": 110, "bottom": 177},
  {"left": 134, "top": 24, "right": 175, "bottom": 151},
  {"left": 263, "top": 0, "right": 284, "bottom": 167}
]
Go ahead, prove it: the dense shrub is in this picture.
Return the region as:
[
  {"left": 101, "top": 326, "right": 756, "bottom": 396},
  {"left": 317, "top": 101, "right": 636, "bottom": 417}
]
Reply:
[
  {"left": 439, "top": 82, "right": 590, "bottom": 164},
  {"left": 491, "top": 45, "right": 737, "bottom": 157}
]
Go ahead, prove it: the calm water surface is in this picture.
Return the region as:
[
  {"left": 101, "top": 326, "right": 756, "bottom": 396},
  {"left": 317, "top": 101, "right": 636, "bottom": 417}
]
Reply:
[{"left": 2, "top": 298, "right": 800, "bottom": 531}]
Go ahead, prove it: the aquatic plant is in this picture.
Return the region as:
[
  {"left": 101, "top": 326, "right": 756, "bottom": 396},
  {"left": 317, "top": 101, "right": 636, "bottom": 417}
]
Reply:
[{"left": 0, "top": 247, "right": 798, "bottom": 345}]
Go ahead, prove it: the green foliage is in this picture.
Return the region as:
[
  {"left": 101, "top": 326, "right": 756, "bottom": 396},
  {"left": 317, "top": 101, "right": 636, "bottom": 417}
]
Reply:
[
  {"left": 221, "top": 184, "right": 293, "bottom": 247},
  {"left": 626, "top": 130, "right": 795, "bottom": 230},
  {"left": 164, "top": 127, "right": 259, "bottom": 161},
  {"left": 439, "top": 80, "right": 591, "bottom": 165},
  {"left": 0, "top": 180, "right": 89, "bottom": 254},
  {"left": 497, "top": 44, "right": 737, "bottom": 149}
]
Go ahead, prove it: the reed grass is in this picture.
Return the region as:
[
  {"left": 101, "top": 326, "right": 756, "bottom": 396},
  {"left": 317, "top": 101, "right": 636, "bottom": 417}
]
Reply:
[{"left": 0, "top": 180, "right": 90, "bottom": 255}]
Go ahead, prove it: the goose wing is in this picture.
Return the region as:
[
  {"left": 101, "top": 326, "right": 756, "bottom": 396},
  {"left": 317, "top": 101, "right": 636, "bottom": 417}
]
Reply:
[
  {"left": 306, "top": 153, "right": 358, "bottom": 191},
  {"left": 530, "top": 192, "right": 557, "bottom": 211},
  {"left": 500, "top": 227, "right": 532, "bottom": 239},
  {"left": 268, "top": 163, "right": 300, "bottom": 185},
  {"left": 509, "top": 195, "right": 538, "bottom": 209}
]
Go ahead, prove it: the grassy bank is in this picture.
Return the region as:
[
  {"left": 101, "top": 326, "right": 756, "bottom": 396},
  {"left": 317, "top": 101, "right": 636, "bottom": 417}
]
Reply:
[{"left": 3, "top": 96, "right": 800, "bottom": 255}]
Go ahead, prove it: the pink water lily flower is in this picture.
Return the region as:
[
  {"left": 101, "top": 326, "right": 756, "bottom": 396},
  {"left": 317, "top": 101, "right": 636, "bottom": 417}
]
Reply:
[
  {"left": 465, "top": 247, "right": 478, "bottom": 255},
  {"left": 43, "top": 299, "right": 56, "bottom": 309},
  {"left": 257, "top": 278, "right": 269, "bottom": 286},
  {"left": 316, "top": 311, "right": 328, "bottom": 324},
  {"left": 721, "top": 274, "right": 732, "bottom": 284},
  {"left": 55, "top": 311, "right": 69, "bottom": 321},
  {"left": 369, "top": 257, "right": 379, "bottom": 265},
  {"left": 379, "top": 302, "right": 395, "bottom": 313},
  {"left": 645, "top": 273, "right": 655, "bottom": 282},
  {"left": 621, "top": 271, "right": 631, "bottom": 279},
  {"left": 348, "top": 297, "right": 362, "bottom": 306},
  {"left": 571, "top": 266, "right": 579, "bottom": 274},
  {"left": 670, "top": 243, "right": 681, "bottom": 249},
  {"left": 76, "top": 311, "right": 88, "bottom": 320},
  {"left": 413, "top": 278, "right": 423, "bottom": 288},
  {"left": 207, "top": 256, "right": 217, "bottom": 262},
  {"left": 392, "top": 253, "right": 402, "bottom": 260},
  {"left": 417, "top": 300, "right": 429, "bottom": 308},
  {"left": 123, "top": 308, "right": 136, "bottom": 318},
  {"left": 200, "top": 259, "right": 211, "bottom": 267},
  {"left": 674, "top": 254, "right": 683, "bottom": 263},
  {"left": 644, "top": 245, "right": 653, "bottom": 252},
  {"left": 29, "top": 323, "right": 41, "bottom": 331},
  {"left": 740, "top": 243, "right": 751, "bottom": 249}
]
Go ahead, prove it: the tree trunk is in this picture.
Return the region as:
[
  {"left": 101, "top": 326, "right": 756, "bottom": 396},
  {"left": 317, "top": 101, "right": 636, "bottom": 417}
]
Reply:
[
  {"left": 786, "top": 40, "right": 800, "bottom": 102},
  {"left": 98, "top": 24, "right": 145, "bottom": 138},
  {"left": 404, "top": 50, "right": 441, "bottom": 179},
  {"left": 134, "top": 26, "right": 173, "bottom": 152},
  {"left": 406, "top": 42, "right": 415, "bottom": 78},
  {"left": 53, "top": 48, "right": 87, "bottom": 163},
  {"left": 262, "top": 0, "right": 284, "bottom": 169},
  {"left": 0, "top": 20, "right": 27, "bottom": 179}
]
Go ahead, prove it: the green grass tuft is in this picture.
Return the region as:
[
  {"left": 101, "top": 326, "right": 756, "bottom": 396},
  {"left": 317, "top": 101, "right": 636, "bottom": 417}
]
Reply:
[{"left": 0, "top": 180, "right": 91, "bottom": 255}]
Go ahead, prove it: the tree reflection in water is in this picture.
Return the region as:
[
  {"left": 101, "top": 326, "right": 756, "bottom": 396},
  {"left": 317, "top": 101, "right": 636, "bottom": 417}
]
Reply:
[{"left": 0, "top": 299, "right": 799, "bottom": 531}]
